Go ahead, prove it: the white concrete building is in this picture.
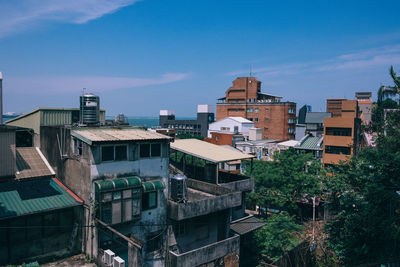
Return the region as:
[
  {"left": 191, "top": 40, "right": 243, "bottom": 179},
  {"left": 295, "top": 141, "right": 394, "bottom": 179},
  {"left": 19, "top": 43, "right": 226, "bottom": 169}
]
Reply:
[{"left": 208, "top": 117, "right": 254, "bottom": 138}]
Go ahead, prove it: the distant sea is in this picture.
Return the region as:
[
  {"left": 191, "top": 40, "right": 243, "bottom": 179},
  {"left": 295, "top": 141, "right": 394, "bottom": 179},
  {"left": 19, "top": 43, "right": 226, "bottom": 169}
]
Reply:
[{"left": 2, "top": 115, "right": 195, "bottom": 128}]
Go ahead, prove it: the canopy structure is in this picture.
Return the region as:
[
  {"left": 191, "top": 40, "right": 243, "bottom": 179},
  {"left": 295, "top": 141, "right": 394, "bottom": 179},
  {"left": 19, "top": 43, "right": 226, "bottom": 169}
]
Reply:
[
  {"left": 170, "top": 139, "right": 255, "bottom": 163},
  {"left": 230, "top": 215, "right": 266, "bottom": 235}
]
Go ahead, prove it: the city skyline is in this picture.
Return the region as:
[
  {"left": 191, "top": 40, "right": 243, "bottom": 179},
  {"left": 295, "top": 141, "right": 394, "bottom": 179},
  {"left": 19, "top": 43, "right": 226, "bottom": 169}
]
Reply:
[{"left": 1, "top": 0, "right": 400, "bottom": 116}]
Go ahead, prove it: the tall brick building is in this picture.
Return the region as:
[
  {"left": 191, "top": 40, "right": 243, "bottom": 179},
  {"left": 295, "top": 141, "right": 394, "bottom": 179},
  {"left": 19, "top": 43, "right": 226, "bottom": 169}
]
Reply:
[{"left": 216, "top": 77, "right": 296, "bottom": 141}]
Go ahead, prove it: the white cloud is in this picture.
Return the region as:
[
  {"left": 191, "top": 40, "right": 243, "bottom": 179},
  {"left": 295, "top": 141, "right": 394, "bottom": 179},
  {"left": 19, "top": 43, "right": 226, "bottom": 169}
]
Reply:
[
  {"left": 227, "top": 44, "right": 400, "bottom": 77},
  {"left": 7, "top": 73, "right": 190, "bottom": 94},
  {"left": 0, "top": 0, "right": 138, "bottom": 37}
]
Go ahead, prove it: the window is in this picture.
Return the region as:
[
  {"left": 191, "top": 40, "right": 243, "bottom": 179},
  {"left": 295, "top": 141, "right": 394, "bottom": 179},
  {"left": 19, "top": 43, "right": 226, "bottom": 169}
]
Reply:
[
  {"left": 100, "top": 187, "right": 142, "bottom": 224},
  {"left": 140, "top": 143, "right": 161, "bottom": 158},
  {"left": 246, "top": 108, "right": 253, "bottom": 113},
  {"left": 254, "top": 118, "right": 259, "bottom": 122},
  {"left": 325, "top": 127, "right": 352, "bottom": 136},
  {"left": 255, "top": 108, "right": 259, "bottom": 113},
  {"left": 288, "top": 118, "right": 295, "bottom": 124},
  {"left": 74, "top": 138, "right": 83, "bottom": 156},
  {"left": 140, "top": 144, "right": 150, "bottom": 158},
  {"left": 288, "top": 108, "right": 296, "bottom": 114},
  {"left": 151, "top": 144, "right": 161, "bottom": 157},
  {"left": 147, "top": 232, "right": 162, "bottom": 252},
  {"left": 325, "top": 145, "right": 351, "bottom": 155},
  {"left": 102, "top": 145, "right": 127, "bottom": 161},
  {"left": 288, "top": 128, "right": 295, "bottom": 134},
  {"left": 115, "top": 145, "right": 127, "bottom": 160},
  {"left": 142, "top": 191, "right": 157, "bottom": 210},
  {"left": 102, "top": 146, "right": 114, "bottom": 161},
  {"left": 248, "top": 118, "right": 253, "bottom": 121}
]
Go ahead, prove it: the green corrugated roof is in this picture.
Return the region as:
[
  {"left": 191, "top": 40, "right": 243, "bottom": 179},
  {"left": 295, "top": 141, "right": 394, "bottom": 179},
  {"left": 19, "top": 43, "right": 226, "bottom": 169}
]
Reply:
[
  {"left": 142, "top": 180, "right": 165, "bottom": 192},
  {"left": 94, "top": 176, "right": 142, "bottom": 192},
  {"left": 0, "top": 178, "right": 81, "bottom": 219},
  {"left": 296, "top": 136, "right": 323, "bottom": 150}
]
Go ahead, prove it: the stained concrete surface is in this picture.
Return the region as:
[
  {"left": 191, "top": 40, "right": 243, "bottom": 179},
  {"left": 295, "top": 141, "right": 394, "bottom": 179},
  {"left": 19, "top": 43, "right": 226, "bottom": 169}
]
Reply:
[{"left": 41, "top": 254, "right": 96, "bottom": 267}]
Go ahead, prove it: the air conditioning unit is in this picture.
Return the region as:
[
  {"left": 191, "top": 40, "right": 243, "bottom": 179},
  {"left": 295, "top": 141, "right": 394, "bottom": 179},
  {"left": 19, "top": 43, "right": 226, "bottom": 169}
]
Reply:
[
  {"left": 103, "top": 249, "right": 115, "bottom": 266},
  {"left": 113, "top": 256, "right": 125, "bottom": 267}
]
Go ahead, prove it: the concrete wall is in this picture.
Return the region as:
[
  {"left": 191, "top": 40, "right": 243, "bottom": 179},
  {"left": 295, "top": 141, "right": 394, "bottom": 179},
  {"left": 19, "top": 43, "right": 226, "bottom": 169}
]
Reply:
[{"left": 0, "top": 129, "right": 15, "bottom": 178}]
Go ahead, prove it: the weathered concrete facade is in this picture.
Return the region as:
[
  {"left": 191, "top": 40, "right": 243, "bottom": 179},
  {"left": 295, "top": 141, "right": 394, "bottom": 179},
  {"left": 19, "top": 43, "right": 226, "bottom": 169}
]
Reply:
[{"left": 40, "top": 126, "right": 171, "bottom": 267}]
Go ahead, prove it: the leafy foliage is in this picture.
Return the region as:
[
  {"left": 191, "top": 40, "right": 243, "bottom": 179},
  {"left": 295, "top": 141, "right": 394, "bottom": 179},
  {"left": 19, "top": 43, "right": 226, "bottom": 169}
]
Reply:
[
  {"left": 324, "top": 67, "right": 400, "bottom": 266},
  {"left": 246, "top": 148, "right": 322, "bottom": 216},
  {"left": 253, "top": 214, "right": 303, "bottom": 262}
]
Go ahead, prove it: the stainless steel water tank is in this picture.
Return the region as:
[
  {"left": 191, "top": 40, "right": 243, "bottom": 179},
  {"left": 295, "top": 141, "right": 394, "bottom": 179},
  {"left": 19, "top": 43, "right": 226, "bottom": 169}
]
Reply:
[{"left": 80, "top": 93, "right": 100, "bottom": 124}]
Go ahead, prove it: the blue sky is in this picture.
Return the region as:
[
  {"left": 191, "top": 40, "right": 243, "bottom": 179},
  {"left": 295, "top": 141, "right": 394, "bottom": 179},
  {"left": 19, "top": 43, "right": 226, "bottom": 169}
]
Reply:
[{"left": 1, "top": 0, "right": 400, "bottom": 117}]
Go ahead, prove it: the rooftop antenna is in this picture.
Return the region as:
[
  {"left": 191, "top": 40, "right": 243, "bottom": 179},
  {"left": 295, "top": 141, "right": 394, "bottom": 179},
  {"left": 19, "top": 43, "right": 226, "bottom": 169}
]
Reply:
[{"left": 249, "top": 65, "right": 253, "bottom": 77}]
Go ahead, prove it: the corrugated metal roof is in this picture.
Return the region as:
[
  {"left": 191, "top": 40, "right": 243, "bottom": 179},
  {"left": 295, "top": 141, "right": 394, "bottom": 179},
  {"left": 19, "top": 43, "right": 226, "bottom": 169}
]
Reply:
[
  {"left": 16, "top": 147, "right": 55, "bottom": 179},
  {"left": 305, "top": 112, "right": 331, "bottom": 124},
  {"left": 171, "top": 139, "right": 255, "bottom": 163},
  {"left": 142, "top": 180, "right": 165, "bottom": 192},
  {"left": 0, "top": 178, "right": 82, "bottom": 219},
  {"left": 295, "top": 135, "right": 323, "bottom": 150},
  {"left": 230, "top": 215, "right": 266, "bottom": 235},
  {"left": 277, "top": 140, "right": 299, "bottom": 147},
  {"left": 72, "top": 128, "right": 171, "bottom": 145},
  {"left": 94, "top": 176, "right": 142, "bottom": 192}
]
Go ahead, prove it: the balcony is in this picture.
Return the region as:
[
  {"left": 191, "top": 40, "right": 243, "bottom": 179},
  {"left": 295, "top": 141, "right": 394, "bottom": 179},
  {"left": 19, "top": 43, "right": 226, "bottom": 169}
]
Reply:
[
  {"left": 169, "top": 234, "right": 240, "bottom": 267},
  {"left": 168, "top": 179, "right": 242, "bottom": 221},
  {"left": 218, "top": 170, "right": 254, "bottom": 192}
]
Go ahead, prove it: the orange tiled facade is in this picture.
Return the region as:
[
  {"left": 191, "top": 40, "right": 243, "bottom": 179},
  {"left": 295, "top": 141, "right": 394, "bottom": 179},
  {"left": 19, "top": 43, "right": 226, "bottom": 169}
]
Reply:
[
  {"left": 216, "top": 77, "right": 296, "bottom": 141},
  {"left": 323, "top": 100, "right": 361, "bottom": 165}
]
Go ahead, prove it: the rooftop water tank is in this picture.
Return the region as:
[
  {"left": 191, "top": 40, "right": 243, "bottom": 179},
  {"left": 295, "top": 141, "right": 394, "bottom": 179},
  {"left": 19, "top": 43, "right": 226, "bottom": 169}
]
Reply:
[
  {"left": 170, "top": 174, "right": 187, "bottom": 202},
  {"left": 80, "top": 93, "right": 100, "bottom": 125}
]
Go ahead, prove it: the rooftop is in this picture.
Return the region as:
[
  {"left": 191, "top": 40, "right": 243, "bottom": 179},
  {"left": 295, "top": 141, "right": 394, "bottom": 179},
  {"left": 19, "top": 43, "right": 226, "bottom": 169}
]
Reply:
[
  {"left": 235, "top": 139, "right": 276, "bottom": 146},
  {"left": 16, "top": 147, "right": 55, "bottom": 179},
  {"left": 305, "top": 112, "right": 332, "bottom": 124},
  {"left": 171, "top": 139, "right": 254, "bottom": 163},
  {"left": 6, "top": 107, "right": 106, "bottom": 124},
  {"left": 0, "top": 178, "right": 82, "bottom": 219},
  {"left": 295, "top": 135, "right": 323, "bottom": 150},
  {"left": 71, "top": 127, "right": 171, "bottom": 145},
  {"left": 230, "top": 215, "right": 266, "bottom": 235},
  {"left": 228, "top": 117, "right": 253, "bottom": 123},
  {"left": 277, "top": 140, "right": 299, "bottom": 147}
]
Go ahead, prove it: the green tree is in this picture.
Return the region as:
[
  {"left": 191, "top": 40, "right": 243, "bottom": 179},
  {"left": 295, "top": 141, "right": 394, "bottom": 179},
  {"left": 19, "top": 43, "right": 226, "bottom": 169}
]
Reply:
[
  {"left": 252, "top": 214, "right": 303, "bottom": 262},
  {"left": 324, "top": 67, "right": 400, "bottom": 266},
  {"left": 246, "top": 148, "right": 322, "bottom": 218}
]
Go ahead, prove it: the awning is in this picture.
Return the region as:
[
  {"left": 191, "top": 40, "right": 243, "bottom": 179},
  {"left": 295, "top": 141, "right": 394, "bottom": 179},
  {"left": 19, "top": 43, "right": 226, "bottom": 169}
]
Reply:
[
  {"left": 0, "top": 178, "right": 82, "bottom": 220},
  {"left": 142, "top": 180, "right": 165, "bottom": 192},
  {"left": 230, "top": 215, "right": 266, "bottom": 235},
  {"left": 171, "top": 139, "right": 255, "bottom": 163},
  {"left": 94, "top": 176, "right": 142, "bottom": 192}
]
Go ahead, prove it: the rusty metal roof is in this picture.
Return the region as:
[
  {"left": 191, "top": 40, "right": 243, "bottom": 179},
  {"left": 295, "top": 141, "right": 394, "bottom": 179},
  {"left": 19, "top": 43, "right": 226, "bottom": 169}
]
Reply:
[
  {"left": 16, "top": 147, "right": 55, "bottom": 179},
  {"left": 71, "top": 127, "right": 171, "bottom": 145}
]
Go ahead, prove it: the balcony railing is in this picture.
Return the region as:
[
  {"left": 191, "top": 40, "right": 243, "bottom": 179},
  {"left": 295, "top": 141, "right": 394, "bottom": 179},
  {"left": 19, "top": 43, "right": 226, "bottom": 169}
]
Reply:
[
  {"left": 168, "top": 179, "right": 242, "bottom": 220},
  {"left": 169, "top": 234, "right": 240, "bottom": 267}
]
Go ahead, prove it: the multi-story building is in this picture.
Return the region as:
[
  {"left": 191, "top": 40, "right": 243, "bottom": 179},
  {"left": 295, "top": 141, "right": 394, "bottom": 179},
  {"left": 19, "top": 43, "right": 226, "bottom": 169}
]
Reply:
[
  {"left": 216, "top": 77, "right": 296, "bottom": 141},
  {"left": 355, "top": 92, "right": 372, "bottom": 125},
  {"left": 304, "top": 112, "right": 332, "bottom": 137},
  {"left": 40, "top": 126, "right": 171, "bottom": 267},
  {"left": 326, "top": 98, "right": 346, "bottom": 117},
  {"left": 0, "top": 125, "right": 83, "bottom": 265},
  {"left": 323, "top": 100, "right": 361, "bottom": 166},
  {"left": 169, "top": 139, "right": 265, "bottom": 266},
  {"left": 159, "top": 105, "right": 214, "bottom": 138}
]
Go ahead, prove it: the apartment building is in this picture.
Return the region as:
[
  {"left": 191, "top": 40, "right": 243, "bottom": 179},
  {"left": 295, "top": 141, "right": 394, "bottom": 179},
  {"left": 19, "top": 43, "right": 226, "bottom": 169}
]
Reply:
[
  {"left": 216, "top": 77, "right": 296, "bottom": 141},
  {"left": 40, "top": 126, "right": 171, "bottom": 267},
  {"left": 169, "top": 139, "right": 265, "bottom": 266},
  {"left": 323, "top": 100, "right": 361, "bottom": 166}
]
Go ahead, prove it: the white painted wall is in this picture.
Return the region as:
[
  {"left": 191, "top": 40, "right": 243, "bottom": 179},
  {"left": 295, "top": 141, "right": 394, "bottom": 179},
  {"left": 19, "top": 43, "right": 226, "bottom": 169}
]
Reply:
[{"left": 207, "top": 118, "right": 254, "bottom": 137}]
